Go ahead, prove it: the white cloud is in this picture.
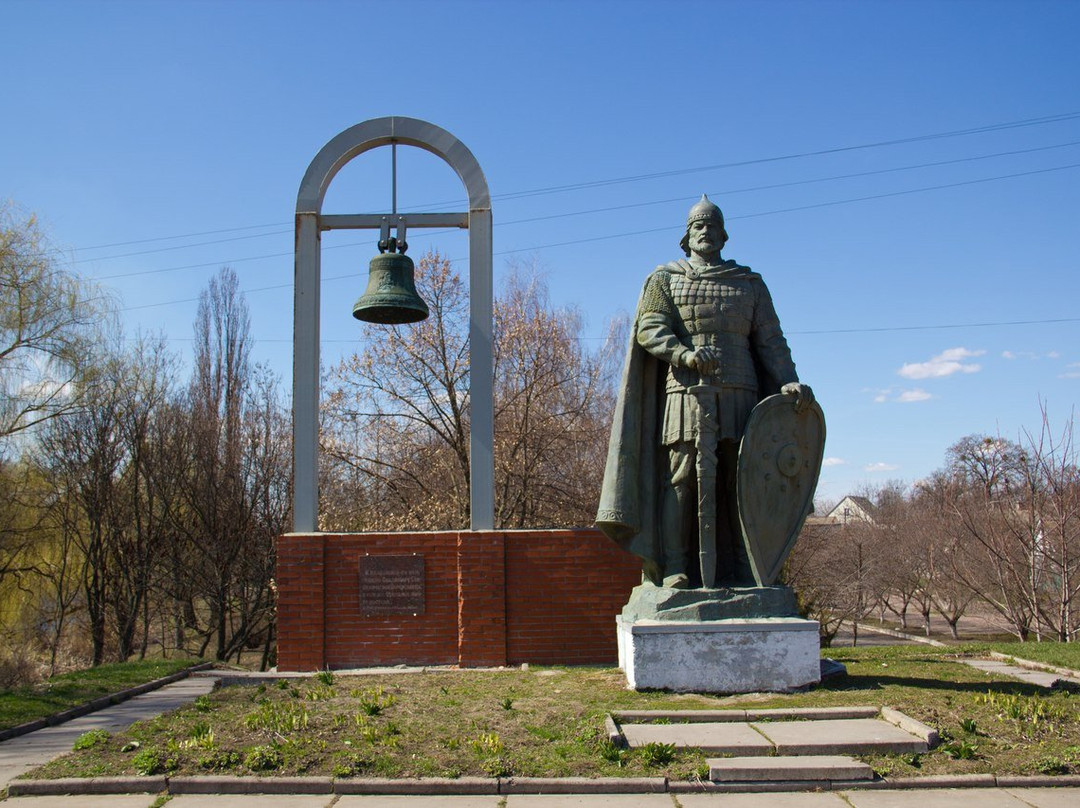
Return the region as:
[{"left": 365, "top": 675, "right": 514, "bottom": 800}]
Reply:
[
  {"left": 870, "top": 387, "right": 931, "bottom": 403},
  {"left": 864, "top": 462, "right": 899, "bottom": 472},
  {"left": 1003, "top": 350, "right": 1059, "bottom": 361},
  {"left": 1060, "top": 362, "right": 1080, "bottom": 380},
  {"left": 896, "top": 389, "right": 932, "bottom": 403},
  {"left": 822, "top": 457, "right": 846, "bottom": 467},
  {"left": 898, "top": 347, "right": 985, "bottom": 380}
]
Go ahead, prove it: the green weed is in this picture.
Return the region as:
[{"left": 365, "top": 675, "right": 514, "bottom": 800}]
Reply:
[
  {"left": 243, "top": 745, "right": 283, "bottom": 772},
  {"left": 72, "top": 729, "right": 110, "bottom": 751},
  {"left": 244, "top": 700, "right": 309, "bottom": 733},
  {"left": 356, "top": 686, "right": 395, "bottom": 716},
  {"left": 640, "top": 741, "right": 677, "bottom": 767},
  {"left": 306, "top": 684, "right": 335, "bottom": 701},
  {"left": 597, "top": 738, "right": 627, "bottom": 767},
  {"left": 1035, "top": 755, "right": 1069, "bottom": 775},
  {"left": 178, "top": 721, "right": 215, "bottom": 750},
  {"left": 132, "top": 748, "right": 179, "bottom": 776},
  {"left": 331, "top": 752, "right": 370, "bottom": 778},
  {"left": 471, "top": 731, "right": 504, "bottom": 757},
  {"left": 197, "top": 750, "right": 240, "bottom": 771},
  {"left": 941, "top": 739, "right": 979, "bottom": 760}
]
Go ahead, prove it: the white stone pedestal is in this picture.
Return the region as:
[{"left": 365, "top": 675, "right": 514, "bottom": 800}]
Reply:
[{"left": 617, "top": 615, "right": 821, "bottom": 693}]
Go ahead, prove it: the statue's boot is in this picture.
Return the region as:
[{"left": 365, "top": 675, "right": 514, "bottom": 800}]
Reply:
[{"left": 662, "top": 573, "right": 690, "bottom": 589}]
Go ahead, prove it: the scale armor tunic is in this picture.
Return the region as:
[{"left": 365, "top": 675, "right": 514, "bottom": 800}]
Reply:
[{"left": 636, "top": 261, "right": 798, "bottom": 445}]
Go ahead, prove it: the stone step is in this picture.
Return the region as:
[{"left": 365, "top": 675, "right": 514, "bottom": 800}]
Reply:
[
  {"left": 613, "top": 706, "right": 878, "bottom": 723},
  {"left": 621, "top": 717, "right": 927, "bottom": 756},
  {"left": 707, "top": 754, "right": 875, "bottom": 782},
  {"left": 623, "top": 722, "right": 774, "bottom": 755},
  {"left": 758, "top": 718, "right": 927, "bottom": 756}
]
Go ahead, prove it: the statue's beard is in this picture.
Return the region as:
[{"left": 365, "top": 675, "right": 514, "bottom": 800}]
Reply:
[{"left": 690, "top": 241, "right": 720, "bottom": 260}]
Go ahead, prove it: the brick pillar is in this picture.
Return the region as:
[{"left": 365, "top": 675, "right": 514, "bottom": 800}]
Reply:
[
  {"left": 275, "top": 534, "right": 325, "bottom": 671},
  {"left": 456, "top": 531, "right": 507, "bottom": 667}
]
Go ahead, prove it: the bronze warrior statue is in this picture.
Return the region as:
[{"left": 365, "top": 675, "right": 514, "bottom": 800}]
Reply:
[{"left": 596, "top": 195, "right": 814, "bottom": 589}]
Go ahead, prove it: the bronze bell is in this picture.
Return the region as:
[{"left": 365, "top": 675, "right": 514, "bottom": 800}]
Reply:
[{"left": 352, "top": 245, "right": 429, "bottom": 325}]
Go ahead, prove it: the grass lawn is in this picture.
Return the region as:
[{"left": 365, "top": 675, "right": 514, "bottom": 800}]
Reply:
[
  {"left": 0, "top": 658, "right": 205, "bottom": 731},
  {"left": 25, "top": 644, "right": 1080, "bottom": 782}
]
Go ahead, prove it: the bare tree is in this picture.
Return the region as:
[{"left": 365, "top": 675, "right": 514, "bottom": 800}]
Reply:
[
  {"left": 168, "top": 268, "right": 288, "bottom": 664},
  {"left": 178, "top": 267, "right": 254, "bottom": 660},
  {"left": 37, "top": 346, "right": 128, "bottom": 665},
  {"left": 493, "top": 265, "right": 617, "bottom": 527},
  {"left": 323, "top": 252, "right": 471, "bottom": 530},
  {"left": 323, "top": 253, "right": 619, "bottom": 531}
]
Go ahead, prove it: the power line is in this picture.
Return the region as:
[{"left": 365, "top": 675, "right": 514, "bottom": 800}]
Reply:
[
  {"left": 118, "top": 160, "right": 1080, "bottom": 307},
  {"left": 137, "top": 314, "right": 1080, "bottom": 344},
  {"left": 75, "top": 109, "right": 1080, "bottom": 252},
  {"left": 73, "top": 228, "right": 292, "bottom": 264},
  {"left": 103, "top": 158, "right": 1080, "bottom": 284},
  {"left": 84, "top": 139, "right": 1080, "bottom": 268},
  {"left": 419, "top": 110, "right": 1080, "bottom": 206},
  {"left": 789, "top": 317, "right": 1080, "bottom": 335}
]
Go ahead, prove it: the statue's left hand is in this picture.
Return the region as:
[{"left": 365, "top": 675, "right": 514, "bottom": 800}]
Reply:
[{"left": 781, "top": 382, "right": 814, "bottom": 413}]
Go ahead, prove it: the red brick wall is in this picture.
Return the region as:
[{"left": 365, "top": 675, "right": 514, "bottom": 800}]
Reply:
[
  {"left": 504, "top": 530, "right": 643, "bottom": 665},
  {"left": 275, "top": 535, "right": 325, "bottom": 671},
  {"left": 275, "top": 529, "right": 641, "bottom": 671}
]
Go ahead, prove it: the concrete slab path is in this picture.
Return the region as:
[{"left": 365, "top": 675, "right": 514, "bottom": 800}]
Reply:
[
  {"left": 621, "top": 722, "right": 772, "bottom": 754},
  {"left": 169, "top": 796, "right": 334, "bottom": 807},
  {"left": 0, "top": 676, "right": 218, "bottom": 791},
  {"left": 754, "top": 717, "right": 927, "bottom": 755},
  {"left": 2, "top": 798, "right": 159, "bottom": 808},
  {"left": 335, "top": 798, "right": 503, "bottom": 808},
  {"left": 707, "top": 754, "right": 873, "bottom": 781},
  {"left": 963, "top": 659, "right": 1066, "bottom": 688},
  {"left": 1, "top": 787, "right": 1079, "bottom": 806},
  {"left": 621, "top": 716, "right": 926, "bottom": 757},
  {"left": 840, "top": 787, "right": 1070, "bottom": 807}
]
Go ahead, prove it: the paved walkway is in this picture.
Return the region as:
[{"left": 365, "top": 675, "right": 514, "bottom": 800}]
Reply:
[
  {"left": 3, "top": 788, "right": 1080, "bottom": 806},
  {"left": 3, "top": 660, "right": 1080, "bottom": 806},
  {"left": 0, "top": 677, "right": 217, "bottom": 791},
  {"left": 963, "top": 658, "right": 1080, "bottom": 689}
]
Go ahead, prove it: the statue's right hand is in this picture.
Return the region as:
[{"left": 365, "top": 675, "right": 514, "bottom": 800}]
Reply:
[{"left": 686, "top": 347, "right": 720, "bottom": 375}]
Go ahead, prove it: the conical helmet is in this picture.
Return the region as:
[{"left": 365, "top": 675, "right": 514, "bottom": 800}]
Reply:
[
  {"left": 679, "top": 194, "right": 729, "bottom": 256},
  {"left": 686, "top": 194, "right": 724, "bottom": 227}
]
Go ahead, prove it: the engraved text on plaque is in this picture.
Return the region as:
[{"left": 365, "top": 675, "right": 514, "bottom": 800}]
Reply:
[{"left": 358, "top": 555, "right": 425, "bottom": 615}]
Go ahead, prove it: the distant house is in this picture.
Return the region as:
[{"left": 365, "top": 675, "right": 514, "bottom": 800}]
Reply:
[{"left": 825, "top": 496, "right": 877, "bottom": 525}]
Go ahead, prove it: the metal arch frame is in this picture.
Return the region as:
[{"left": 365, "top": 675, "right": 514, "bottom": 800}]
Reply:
[{"left": 293, "top": 116, "right": 493, "bottom": 533}]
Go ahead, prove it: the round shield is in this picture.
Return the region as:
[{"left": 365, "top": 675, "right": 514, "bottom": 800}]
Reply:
[{"left": 737, "top": 394, "right": 825, "bottom": 586}]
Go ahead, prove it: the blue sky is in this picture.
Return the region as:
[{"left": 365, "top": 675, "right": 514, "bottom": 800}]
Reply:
[{"left": 4, "top": 0, "right": 1080, "bottom": 504}]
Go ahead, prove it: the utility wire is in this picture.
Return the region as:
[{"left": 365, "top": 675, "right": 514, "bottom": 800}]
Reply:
[
  {"left": 100, "top": 157, "right": 1080, "bottom": 283},
  {"left": 119, "top": 160, "right": 1080, "bottom": 305},
  {"left": 76, "top": 109, "right": 1080, "bottom": 252},
  {"left": 434, "top": 111, "right": 1080, "bottom": 205},
  {"left": 136, "top": 314, "right": 1080, "bottom": 344},
  {"left": 83, "top": 139, "right": 1080, "bottom": 268}
]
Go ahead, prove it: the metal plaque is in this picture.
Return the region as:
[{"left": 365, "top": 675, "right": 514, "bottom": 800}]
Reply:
[
  {"left": 737, "top": 394, "right": 826, "bottom": 586},
  {"left": 358, "top": 555, "right": 425, "bottom": 615}
]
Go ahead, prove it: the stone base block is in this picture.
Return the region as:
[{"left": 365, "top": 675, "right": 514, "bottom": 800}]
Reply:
[{"left": 617, "top": 615, "right": 821, "bottom": 693}]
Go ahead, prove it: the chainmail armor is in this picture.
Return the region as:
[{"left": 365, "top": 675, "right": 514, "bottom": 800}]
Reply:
[{"left": 640, "top": 271, "right": 676, "bottom": 319}]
